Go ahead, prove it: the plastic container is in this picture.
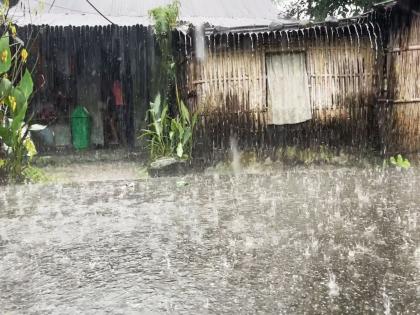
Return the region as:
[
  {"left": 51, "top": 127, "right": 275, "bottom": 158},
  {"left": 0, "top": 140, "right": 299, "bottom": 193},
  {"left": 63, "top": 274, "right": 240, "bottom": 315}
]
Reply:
[{"left": 71, "top": 106, "right": 91, "bottom": 150}]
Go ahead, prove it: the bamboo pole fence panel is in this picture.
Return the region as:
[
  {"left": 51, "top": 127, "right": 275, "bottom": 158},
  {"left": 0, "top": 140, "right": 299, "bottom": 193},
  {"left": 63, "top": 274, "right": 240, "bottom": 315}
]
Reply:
[
  {"left": 383, "top": 13, "right": 420, "bottom": 154},
  {"left": 188, "top": 25, "right": 380, "bottom": 153}
]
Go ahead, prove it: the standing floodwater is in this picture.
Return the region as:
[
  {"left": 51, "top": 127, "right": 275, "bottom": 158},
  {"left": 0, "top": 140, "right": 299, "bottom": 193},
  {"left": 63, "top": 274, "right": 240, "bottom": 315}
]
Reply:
[{"left": 0, "top": 167, "right": 419, "bottom": 314}]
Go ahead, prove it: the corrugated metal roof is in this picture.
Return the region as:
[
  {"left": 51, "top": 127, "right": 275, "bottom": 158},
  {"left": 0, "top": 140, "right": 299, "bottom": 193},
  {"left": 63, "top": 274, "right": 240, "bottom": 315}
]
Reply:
[{"left": 10, "top": 0, "right": 278, "bottom": 27}]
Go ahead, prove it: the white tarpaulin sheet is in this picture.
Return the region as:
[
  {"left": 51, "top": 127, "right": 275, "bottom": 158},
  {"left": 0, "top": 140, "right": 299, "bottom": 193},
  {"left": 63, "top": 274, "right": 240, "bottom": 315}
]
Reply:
[{"left": 266, "top": 53, "right": 312, "bottom": 125}]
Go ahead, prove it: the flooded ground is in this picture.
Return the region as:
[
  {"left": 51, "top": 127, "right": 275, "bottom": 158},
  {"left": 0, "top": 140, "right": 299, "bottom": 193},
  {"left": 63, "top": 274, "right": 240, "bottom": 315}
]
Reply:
[{"left": 0, "top": 166, "right": 419, "bottom": 314}]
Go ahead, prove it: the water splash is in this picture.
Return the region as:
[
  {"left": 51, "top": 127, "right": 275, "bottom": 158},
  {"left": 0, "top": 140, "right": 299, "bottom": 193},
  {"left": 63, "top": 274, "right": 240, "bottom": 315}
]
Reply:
[
  {"left": 327, "top": 272, "right": 340, "bottom": 298},
  {"left": 382, "top": 288, "right": 391, "bottom": 315},
  {"left": 230, "top": 136, "right": 241, "bottom": 176}
]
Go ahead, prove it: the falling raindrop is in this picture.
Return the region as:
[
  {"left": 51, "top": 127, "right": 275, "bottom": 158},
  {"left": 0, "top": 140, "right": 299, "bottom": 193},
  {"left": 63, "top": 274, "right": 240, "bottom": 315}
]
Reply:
[
  {"left": 207, "top": 35, "right": 211, "bottom": 52},
  {"left": 376, "top": 22, "right": 384, "bottom": 49},
  {"left": 335, "top": 27, "right": 340, "bottom": 38},
  {"left": 184, "top": 33, "right": 188, "bottom": 56},
  {"left": 324, "top": 26, "right": 329, "bottom": 43},
  {"left": 249, "top": 33, "right": 255, "bottom": 51},
  {"left": 213, "top": 35, "right": 216, "bottom": 52},
  {"left": 365, "top": 23, "right": 374, "bottom": 49},
  {"left": 352, "top": 24, "right": 360, "bottom": 52},
  {"left": 237, "top": 32, "right": 241, "bottom": 49},
  {"left": 369, "top": 22, "right": 379, "bottom": 56},
  {"left": 347, "top": 25, "right": 353, "bottom": 46},
  {"left": 279, "top": 31, "right": 284, "bottom": 50},
  {"left": 299, "top": 29, "right": 305, "bottom": 38}
]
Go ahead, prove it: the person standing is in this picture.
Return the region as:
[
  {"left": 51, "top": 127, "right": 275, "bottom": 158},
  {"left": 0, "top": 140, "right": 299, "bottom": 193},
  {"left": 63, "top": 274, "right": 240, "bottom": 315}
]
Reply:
[{"left": 112, "top": 76, "right": 127, "bottom": 145}]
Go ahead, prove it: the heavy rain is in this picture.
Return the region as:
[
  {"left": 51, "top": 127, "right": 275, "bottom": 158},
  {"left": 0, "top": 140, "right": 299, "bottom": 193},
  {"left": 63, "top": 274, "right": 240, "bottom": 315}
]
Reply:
[{"left": 0, "top": 0, "right": 419, "bottom": 314}]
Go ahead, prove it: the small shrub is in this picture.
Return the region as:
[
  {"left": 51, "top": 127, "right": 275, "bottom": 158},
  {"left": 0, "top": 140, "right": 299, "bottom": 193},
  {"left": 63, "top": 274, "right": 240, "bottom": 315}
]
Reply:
[
  {"left": 141, "top": 94, "right": 197, "bottom": 161},
  {"left": 389, "top": 154, "right": 411, "bottom": 170}
]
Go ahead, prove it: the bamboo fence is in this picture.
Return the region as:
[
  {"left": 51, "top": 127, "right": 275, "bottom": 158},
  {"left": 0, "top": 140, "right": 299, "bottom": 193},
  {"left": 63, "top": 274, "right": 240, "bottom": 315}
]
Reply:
[
  {"left": 188, "top": 26, "right": 380, "bottom": 152},
  {"left": 380, "top": 12, "right": 420, "bottom": 154}
]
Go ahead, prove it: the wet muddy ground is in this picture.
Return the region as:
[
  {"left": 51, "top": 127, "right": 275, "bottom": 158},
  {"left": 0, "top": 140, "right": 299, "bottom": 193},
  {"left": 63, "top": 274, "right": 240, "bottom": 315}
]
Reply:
[{"left": 0, "top": 166, "right": 419, "bottom": 314}]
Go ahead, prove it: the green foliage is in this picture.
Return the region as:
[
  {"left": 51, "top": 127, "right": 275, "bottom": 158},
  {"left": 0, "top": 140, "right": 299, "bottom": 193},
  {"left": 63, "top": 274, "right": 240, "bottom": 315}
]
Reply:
[
  {"left": 0, "top": 7, "right": 44, "bottom": 184},
  {"left": 149, "top": 1, "right": 180, "bottom": 100},
  {"left": 22, "top": 166, "right": 49, "bottom": 183},
  {"left": 276, "top": 0, "right": 378, "bottom": 20},
  {"left": 141, "top": 94, "right": 198, "bottom": 161},
  {"left": 142, "top": 1, "right": 198, "bottom": 162},
  {"left": 389, "top": 154, "right": 411, "bottom": 170},
  {"left": 0, "top": 32, "right": 12, "bottom": 73},
  {"left": 149, "top": 0, "right": 179, "bottom": 39}
]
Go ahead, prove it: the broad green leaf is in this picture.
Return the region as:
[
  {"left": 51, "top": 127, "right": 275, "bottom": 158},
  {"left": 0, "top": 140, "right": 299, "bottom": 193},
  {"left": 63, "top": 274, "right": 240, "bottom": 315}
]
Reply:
[
  {"left": 5, "top": 87, "right": 26, "bottom": 115},
  {"left": 0, "top": 33, "right": 11, "bottom": 75},
  {"left": 0, "top": 159, "right": 5, "bottom": 169},
  {"left": 17, "top": 69, "right": 33, "bottom": 100},
  {"left": 0, "top": 77, "right": 12, "bottom": 99},
  {"left": 179, "top": 100, "right": 190, "bottom": 123},
  {"left": 11, "top": 102, "right": 27, "bottom": 135},
  {"left": 151, "top": 94, "right": 161, "bottom": 115},
  {"left": 182, "top": 129, "right": 192, "bottom": 146},
  {"left": 0, "top": 125, "right": 11, "bottom": 146},
  {"left": 176, "top": 142, "right": 183, "bottom": 158},
  {"left": 161, "top": 104, "right": 168, "bottom": 121},
  {"left": 390, "top": 156, "right": 396, "bottom": 165},
  {"left": 23, "top": 137, "right": 37, "bottom": 157}
]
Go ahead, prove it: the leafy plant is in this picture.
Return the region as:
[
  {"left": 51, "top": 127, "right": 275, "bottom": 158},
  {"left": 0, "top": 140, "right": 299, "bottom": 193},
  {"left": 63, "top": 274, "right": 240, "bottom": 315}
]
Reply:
[
  {"left": 389, "top": 154, "right": 411, "bottom": 170},
  {"left": 22, "top": 166, "right": 49, "bottom": 183},
  {"left": 149, "top": 0, "right": 179, "bottom": 100},
  {"left": 142, "top": 1, "right": 198, "bottom": 162},
  {"left": 141, "top": 93, "right": 197, "bottom": 161},
  {"left": 0, "top": 2, "right": 44, "bottom": 184}
]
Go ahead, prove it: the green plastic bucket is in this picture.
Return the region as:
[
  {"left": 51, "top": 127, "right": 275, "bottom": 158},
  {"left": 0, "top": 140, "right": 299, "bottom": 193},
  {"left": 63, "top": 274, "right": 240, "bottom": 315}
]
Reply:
[{"left": 71, "top": 106, "right": 91, "bottom": 150}]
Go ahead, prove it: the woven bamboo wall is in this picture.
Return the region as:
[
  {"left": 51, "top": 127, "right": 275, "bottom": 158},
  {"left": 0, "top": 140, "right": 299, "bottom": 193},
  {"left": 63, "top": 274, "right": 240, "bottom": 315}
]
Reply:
[
  {"left": 188, "top": 27, "right": 379, "bottom": 152},
  {"left": 381, "top": 12, "right": 420, "bottom": 154}
]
